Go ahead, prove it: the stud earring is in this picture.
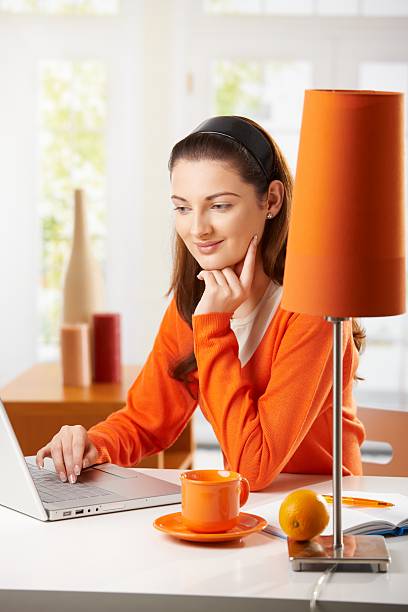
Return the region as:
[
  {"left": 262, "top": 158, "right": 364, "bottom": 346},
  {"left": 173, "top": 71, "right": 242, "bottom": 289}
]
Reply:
[{"left": 266, "top": 212, "right": 273, "bottom": 219}]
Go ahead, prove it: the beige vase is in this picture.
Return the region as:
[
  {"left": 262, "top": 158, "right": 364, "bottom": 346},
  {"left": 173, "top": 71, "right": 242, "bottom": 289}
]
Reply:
[{"left": 62, "top": 189, "right": 104, "bottom": 325}]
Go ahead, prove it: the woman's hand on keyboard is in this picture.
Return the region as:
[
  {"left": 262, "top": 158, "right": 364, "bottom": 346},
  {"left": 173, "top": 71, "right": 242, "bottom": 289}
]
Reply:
[{"left": 35, "top": 425, "right": 99, "bottom": 484}]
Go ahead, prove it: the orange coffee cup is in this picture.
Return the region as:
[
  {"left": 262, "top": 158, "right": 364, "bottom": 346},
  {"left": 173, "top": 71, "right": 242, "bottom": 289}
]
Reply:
[{"left": 180, "top": 469, "right": 250, "bottom": 533}]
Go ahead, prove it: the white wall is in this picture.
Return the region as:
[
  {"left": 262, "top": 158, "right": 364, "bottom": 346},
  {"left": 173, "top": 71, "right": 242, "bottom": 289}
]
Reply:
[
  {"left": 134, "top": 0, "right": 180, "bottom": 357},
  {"left": 0, "top": 17, "right": 39, "bottom": 387},
  {"left": 107, "top": 0, "right": 186, "bottom": 365}
]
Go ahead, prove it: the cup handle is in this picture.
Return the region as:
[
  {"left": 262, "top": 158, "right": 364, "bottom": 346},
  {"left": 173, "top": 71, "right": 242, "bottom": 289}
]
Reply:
[{"left": 239, "top": 475, "right": 250, "bottom": 507}]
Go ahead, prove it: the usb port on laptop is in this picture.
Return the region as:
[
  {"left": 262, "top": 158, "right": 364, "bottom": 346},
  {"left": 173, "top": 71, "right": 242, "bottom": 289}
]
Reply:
[
  {"left": 63, "top": 511, "right": 72, "bottom": 517},
  {"left": 75, "top": 509, "right": 84, "bottom": 515}
]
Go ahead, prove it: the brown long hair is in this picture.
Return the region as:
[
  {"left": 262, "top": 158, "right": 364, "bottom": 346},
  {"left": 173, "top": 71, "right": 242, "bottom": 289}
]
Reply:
[{"left": 167, "top": 116, "right": 366, "bottom": 384}]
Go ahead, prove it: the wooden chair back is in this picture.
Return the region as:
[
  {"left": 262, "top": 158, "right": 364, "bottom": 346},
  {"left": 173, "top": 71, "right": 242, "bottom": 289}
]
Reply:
[{"left": 358, "top": 406, "right": 408, "bottom": 477}]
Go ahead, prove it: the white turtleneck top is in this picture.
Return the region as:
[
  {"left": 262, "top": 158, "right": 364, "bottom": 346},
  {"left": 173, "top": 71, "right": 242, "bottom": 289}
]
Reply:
[{"left": 230, "top": 280, "right": 283, "bottom": 367}]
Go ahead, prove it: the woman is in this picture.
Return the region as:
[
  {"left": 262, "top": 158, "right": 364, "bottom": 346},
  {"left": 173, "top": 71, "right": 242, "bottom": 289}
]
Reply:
[{"left": 36, "top": 115, "right": 366, "bottom": 491}]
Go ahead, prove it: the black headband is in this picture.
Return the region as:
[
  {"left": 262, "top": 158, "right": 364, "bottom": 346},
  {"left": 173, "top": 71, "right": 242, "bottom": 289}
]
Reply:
[{"left": 190, "top": 116, "right": 274, "bottom": 180}]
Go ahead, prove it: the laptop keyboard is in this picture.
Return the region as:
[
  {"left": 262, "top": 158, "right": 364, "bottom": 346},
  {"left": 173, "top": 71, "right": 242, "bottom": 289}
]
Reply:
[{"left": 27, "top": 463, "right": 112, "bottom": 503}]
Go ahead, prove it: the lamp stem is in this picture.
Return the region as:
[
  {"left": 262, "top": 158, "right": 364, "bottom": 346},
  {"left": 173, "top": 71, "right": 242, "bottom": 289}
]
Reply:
[{"left": 326, "top": 317, "right": 349, "bottom": 553}]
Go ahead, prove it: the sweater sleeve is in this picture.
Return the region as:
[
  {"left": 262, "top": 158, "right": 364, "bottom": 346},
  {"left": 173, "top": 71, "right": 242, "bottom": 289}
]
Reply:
[
  {"left": 192, "top": 310, "right": 341, "bottom": 491},
  {"left": 87, "top": 299, "right": 197, "bottom": 466}
]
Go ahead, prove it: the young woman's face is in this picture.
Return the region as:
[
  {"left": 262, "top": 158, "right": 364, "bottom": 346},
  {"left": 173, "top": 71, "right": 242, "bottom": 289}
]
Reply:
[{"left": 171, "top": 159, "right": 268, "bottom": 270}]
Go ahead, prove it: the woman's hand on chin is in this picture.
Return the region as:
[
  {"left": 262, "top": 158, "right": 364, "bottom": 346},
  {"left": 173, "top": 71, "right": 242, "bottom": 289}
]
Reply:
[{"left": 194, "top": 235, "right": 257, "bottom": 316}]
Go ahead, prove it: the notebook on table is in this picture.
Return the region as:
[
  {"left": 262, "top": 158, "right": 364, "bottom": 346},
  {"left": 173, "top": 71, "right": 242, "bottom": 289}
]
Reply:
[{"left": 253, "top": 491, "right": 408, "bottom": 538}]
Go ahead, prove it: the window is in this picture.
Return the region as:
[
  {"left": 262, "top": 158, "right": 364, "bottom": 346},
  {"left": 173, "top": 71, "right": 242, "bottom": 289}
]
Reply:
[
  {"left": 354, "top": 60, "right": 408, "bottom": 404},
  {"left": 0, "top": 0, "right": 143, "bottom": 388},
  {"left": 38, "top": 61, "right": 107, "bottom": 358},
  {"left": 213, "top": 59, "right": 312, "bottom": 171}
]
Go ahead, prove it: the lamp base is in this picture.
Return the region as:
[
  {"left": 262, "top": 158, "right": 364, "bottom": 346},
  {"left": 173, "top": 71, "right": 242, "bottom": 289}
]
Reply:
[{"left": 288, "top": 535, "right": 390, "bottom": 572}]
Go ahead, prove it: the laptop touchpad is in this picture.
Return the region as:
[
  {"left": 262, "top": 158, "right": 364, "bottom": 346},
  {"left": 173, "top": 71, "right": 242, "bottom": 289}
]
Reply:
[{"left": 93, "top": 464, "right": 140, "bottom": 479}]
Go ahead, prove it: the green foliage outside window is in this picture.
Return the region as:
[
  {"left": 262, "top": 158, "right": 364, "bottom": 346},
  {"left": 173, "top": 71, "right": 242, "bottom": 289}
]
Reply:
[
  {"left": 214, "top": 60, "right": 263, "bottom": 116},
  {"left": 0, "top": 0, "right": 119, "bottom": 14},
  {"left": 39, "top": 61, "right": 107, "bottom": 350}
]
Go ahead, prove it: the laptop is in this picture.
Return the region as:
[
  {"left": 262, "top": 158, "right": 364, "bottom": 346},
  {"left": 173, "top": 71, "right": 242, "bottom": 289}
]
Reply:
[{"left": 0, "top": 399, "right": 181, "bottom": 521}]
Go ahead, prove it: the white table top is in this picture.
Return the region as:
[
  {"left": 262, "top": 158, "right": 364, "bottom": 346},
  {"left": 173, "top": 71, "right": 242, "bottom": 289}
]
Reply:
[{"left": 0, "top": 464, "right": 407, "bottom": 612}]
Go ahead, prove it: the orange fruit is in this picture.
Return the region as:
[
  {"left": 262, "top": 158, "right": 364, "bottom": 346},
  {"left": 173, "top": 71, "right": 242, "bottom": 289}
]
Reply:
[{"left": 279, "top": 489, "right": 330, "bottom": 541}]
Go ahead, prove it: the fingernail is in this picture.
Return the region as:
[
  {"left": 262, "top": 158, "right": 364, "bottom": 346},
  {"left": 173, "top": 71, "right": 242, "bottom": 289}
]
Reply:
[
  {"left": 83, "top": 458, "right": 89, "bottom": 469},
  {"left": 39, "top": 464, "right": 43, "bottom": 470},
  {"left": 253, "top": 234, "right": 258, "bottom": 245},
  {"left": 69, "top": 474, "right": 76, "bottom": 484},
  {"left": 59, "top": 472, "right": 67, "bottom": 482},
  {"left": 197, "top": 273, "right": 203, "bottom": 280},
  {"left": 74, "top": 464, "right": 81, "bottom": 476}
]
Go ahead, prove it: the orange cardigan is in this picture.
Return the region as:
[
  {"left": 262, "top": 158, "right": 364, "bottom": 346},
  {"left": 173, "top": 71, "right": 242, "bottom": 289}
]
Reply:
[{"left": 87, "top": 298, "right": 365, "bottom": 491}]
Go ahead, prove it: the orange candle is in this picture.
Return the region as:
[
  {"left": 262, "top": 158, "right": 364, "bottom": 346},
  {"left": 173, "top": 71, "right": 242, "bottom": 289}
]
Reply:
[{"left": 60, "top": 323, "right": 91, "bottom": 387}]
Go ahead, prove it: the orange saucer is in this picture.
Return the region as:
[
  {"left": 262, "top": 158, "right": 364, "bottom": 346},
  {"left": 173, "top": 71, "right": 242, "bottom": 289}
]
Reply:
[{"left": 153, "top": 511, "right": 268, "bottom": 543}]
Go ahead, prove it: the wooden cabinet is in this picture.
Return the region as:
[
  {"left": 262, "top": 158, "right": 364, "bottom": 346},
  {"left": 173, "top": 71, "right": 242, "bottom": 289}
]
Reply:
[{"left": 0, "top": 363, "right": 194, "bottom": 470}]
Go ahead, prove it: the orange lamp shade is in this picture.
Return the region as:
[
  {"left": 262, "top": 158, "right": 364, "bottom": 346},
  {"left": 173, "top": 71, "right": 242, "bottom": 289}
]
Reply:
[{"left": 281, "top": 90, "right": 405, "bottom": 318}]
